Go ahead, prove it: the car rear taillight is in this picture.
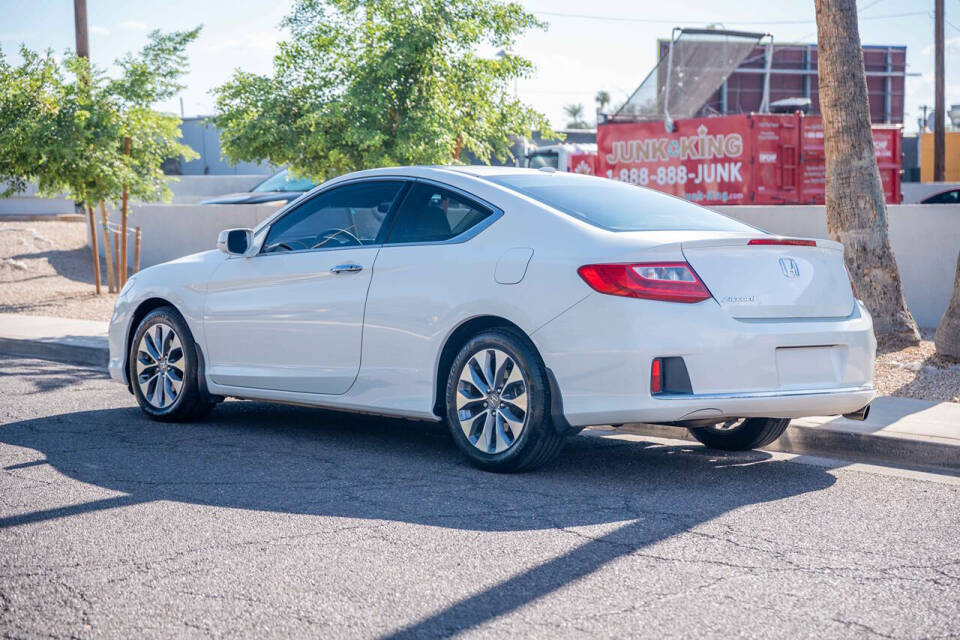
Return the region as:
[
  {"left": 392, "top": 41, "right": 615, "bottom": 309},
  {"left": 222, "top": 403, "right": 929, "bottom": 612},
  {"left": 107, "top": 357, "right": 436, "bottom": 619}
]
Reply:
[
  {"left": 747, "top": 238, "right": 817, "bottom": 247},
  {"left": 577, "top": 262, "right": 711, "bottom": 303}
]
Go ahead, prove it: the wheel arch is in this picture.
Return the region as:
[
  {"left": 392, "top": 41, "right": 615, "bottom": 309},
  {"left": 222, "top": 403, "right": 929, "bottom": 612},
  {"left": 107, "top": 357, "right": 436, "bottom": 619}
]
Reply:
[
  {"left": 432, "top": 315, "right": 570, "bottom": 433},
  {"left": 124, "top": 297, "right": 213, "bottom": 397}
]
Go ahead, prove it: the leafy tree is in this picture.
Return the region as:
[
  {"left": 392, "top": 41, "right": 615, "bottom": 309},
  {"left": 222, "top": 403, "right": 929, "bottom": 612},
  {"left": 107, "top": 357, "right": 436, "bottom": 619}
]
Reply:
[
  {"left": 213, "top": 0, "right": 553, "bottom": 179},
  {"left": 0, "top": 28, "right": 200, "bottom": 205},
  {"left": 562, "top": 103, "right": 589, "bottom": 129}
]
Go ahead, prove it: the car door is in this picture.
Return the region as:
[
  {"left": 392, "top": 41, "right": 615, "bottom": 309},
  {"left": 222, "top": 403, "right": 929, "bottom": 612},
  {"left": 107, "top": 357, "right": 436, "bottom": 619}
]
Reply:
[
  {"left": 203, "top": 179, "right": 408, "bottom": 394},
  {"left": 358, "top": 181, "right": 501, "bottom": 412}
]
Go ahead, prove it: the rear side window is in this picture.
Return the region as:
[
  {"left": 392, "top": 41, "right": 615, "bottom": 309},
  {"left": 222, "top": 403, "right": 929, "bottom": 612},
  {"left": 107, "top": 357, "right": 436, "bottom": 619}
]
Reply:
[
  {"left": 486, "top": 173, "right": 754, "bottom": 232},
  {"left": 386, "top": 183, "right": 493, "bottom": 244}
]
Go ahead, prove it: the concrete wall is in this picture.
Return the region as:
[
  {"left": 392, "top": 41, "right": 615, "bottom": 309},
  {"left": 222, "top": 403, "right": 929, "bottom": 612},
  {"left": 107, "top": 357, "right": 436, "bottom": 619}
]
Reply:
[
  {"left": 713, "top": 204, "right": 960, "bottom": 329},
  {"left": 0, "top": 175, "right": 269, "bottom": 215},
  {"left": 93, "top": 203, "right": 280, "bottom": 270},
  {"left": 88, "top": 202, "right": 960, "bottom": 329}
]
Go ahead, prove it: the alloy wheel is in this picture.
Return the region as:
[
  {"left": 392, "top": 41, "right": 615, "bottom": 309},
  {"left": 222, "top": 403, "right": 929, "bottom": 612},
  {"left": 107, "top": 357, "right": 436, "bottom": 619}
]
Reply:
[
  {"left": 455, "top": 348, "right": 528, "bottom": 454},
  {"left": 136, "top": 322, "right": 185, "bottom": 410}
]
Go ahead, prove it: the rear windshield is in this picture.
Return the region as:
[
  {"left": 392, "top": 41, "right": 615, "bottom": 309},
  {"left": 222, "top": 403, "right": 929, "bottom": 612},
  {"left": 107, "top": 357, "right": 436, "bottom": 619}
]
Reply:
[{"left": 485, "top": 173, "right": 754, "bottom": 232}]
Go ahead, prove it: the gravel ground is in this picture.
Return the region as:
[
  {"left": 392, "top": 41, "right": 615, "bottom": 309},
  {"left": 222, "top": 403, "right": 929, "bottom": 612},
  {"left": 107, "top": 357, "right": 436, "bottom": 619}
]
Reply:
[
  {"left": 2, "top": 220, "right": 958, "bottom": 403},
  {"left": 876, "top": 332, "right": 960, "bottom": 403},
  {"left": 0, "top": 220, "right": 117, "bottom": 320}
]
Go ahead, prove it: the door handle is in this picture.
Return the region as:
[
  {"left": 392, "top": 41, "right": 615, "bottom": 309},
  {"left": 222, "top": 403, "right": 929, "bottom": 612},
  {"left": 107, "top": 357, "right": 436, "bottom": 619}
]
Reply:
[{"left": 330, "top": 264, "right": 363, "bottom": 274}]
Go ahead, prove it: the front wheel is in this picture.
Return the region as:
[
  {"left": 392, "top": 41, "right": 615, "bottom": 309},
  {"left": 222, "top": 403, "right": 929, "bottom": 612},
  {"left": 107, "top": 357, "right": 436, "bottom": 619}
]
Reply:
[
  {"left": 444, "top": 329, "right": 566, "bottom": 472},
  {"left": 689, "top": 418, "right": 790, "bottom": 451},
  {"left": 129, "top": 306, "right": 216, "bottom": 422}
]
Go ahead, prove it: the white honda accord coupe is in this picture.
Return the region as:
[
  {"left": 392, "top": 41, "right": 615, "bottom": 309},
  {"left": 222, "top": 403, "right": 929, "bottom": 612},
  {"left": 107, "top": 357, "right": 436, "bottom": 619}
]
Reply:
[{"left": 108, "top": 166, "right": 876, "bottom": 471}]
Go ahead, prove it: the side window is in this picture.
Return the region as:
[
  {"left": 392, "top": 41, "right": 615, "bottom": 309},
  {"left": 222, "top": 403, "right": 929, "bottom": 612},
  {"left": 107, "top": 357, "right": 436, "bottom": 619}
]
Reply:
[
  {"left": 262, "top": 180, "right": 405, "bottom": 253},
  {"left": 385, "top": 183, "right": 493, "bottom": 244}
]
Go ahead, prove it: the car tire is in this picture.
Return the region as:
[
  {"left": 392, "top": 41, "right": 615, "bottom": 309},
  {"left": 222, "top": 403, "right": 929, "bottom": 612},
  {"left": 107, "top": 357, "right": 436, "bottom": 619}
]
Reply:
[
  {"left": 444, "top": 328, "right": 565, "bottom": 472},
  {"left": 129, "top": 306, "right": 217, "bottom": 422},
  {"left": 689, "top": 417, "right": 790, "bottom": 451}
]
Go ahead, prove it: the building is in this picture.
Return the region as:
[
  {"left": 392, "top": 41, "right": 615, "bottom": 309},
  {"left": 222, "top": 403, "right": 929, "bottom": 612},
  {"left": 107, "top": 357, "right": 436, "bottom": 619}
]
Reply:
[{"left": 165, "top": 117, "right": 273, "bottom": 176}]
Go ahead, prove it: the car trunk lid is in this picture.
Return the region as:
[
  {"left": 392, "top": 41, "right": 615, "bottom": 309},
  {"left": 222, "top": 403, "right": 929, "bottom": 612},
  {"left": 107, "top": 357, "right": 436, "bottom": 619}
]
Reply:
[{"left": 681, "top": 237, "right": 855, "bottom": 319}]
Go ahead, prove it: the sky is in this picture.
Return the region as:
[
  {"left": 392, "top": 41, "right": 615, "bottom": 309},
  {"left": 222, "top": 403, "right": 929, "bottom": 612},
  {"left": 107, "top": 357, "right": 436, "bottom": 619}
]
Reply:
[{"left": 1, "top": 0, "right": 957, "bottom": 134}]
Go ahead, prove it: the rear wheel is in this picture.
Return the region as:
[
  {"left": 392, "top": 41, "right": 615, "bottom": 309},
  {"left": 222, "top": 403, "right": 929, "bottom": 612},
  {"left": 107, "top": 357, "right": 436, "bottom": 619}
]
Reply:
[
  {"left": 129, "top": 307, "right": 216, "bottom": 422},
  {"left": 444, "top": 329, "right": 565, "bottom": 472},
  {"left": 689, "top": 417, "right": 790, "bottom": 451}
]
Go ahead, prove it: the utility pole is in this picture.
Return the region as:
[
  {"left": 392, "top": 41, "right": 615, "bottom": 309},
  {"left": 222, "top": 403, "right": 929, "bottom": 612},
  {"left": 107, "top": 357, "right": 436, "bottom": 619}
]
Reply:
[
  {"left": 74, "top": 0, "right": 101, "bottom": 295},
  {"left": 73, "top": 0, "right": 89, "bottom": 59},
  {"left": 934, "top": 0, "right": 945, "bottom": 182},
  {"left": 919, "top": 104, "right": 930, "bottom": 133}
]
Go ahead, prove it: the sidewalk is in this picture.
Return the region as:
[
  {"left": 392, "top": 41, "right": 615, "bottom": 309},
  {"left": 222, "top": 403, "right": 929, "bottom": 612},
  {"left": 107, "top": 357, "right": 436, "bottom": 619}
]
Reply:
[
  {"left": 0, "top": 313, "right": 108, "bottom": 368},
  {"left": 0, "top": 313, "right": 957, "bottom": 472}
]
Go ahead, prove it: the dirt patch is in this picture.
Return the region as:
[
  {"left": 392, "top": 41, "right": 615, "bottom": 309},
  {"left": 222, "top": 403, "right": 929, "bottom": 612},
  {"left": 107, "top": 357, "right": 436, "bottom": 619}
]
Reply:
[{"left": 0, "top": 220, "right": 118, "bottom": 320}]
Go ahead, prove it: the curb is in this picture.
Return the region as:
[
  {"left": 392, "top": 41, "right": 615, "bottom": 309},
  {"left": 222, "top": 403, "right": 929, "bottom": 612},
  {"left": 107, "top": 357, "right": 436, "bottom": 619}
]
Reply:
[
  {"left": 614, "top": 422, "right": 960, "bottom": 474},
  {"left": 0, "top": 337, "right": 108, "bottom": 369}
]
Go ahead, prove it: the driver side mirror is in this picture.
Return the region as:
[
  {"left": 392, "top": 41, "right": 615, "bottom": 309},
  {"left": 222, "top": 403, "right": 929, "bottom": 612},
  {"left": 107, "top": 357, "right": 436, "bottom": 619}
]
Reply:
[{"left": 217, "top": 228, "right": 253, "bottom": 256}]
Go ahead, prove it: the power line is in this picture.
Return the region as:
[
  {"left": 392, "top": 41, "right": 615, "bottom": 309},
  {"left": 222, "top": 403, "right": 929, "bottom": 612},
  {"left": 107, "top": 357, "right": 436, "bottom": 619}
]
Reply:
[
  {"left": 856, "top": 0, "right": 888, "bottom": 14},
  {"left": 533, "top": 10, "right": 928, "bottom": 26}
]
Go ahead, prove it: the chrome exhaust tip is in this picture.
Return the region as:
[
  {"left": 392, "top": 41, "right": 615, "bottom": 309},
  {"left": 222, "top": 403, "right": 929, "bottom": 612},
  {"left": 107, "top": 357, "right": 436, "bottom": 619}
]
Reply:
[{"left": 842, "top": 404, "right": 871, "bottom": 421}]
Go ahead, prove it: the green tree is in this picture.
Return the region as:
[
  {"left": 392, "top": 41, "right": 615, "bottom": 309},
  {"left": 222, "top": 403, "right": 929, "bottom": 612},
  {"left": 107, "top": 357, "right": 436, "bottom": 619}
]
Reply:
[
  {"left": 562, "top": 103, "right": 589, "bottom": 129},
  {"left": 0, "top": 29, "right": 199, "bottom": 205},
  {"left": 213, "top": 0, "right": 552, "bottom": 179},
  {"left": 0, "top": 29, "right": 200, "bottom": 291}
]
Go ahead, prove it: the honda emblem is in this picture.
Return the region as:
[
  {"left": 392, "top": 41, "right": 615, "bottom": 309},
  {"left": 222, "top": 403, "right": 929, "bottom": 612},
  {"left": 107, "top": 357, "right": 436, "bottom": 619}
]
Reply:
[{"left": 779, "top": 257, "right": 800, "bottom": 278}]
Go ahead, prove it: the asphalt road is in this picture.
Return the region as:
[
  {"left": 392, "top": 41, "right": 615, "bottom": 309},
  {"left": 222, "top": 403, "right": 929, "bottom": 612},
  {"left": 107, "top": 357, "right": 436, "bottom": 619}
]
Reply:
[{"left": 2, "top": 355, "right": 959, "bottom": 639}]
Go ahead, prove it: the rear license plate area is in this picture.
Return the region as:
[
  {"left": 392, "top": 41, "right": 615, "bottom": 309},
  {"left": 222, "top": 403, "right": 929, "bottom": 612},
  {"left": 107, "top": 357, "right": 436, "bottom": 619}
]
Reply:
[{"left": 775, "top": 345, "right": 846, "bottom": 388}]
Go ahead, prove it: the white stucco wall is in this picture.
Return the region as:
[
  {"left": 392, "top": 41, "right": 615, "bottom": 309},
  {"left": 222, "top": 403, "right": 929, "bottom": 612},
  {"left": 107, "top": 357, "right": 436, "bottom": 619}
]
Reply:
[{"left": 91, "top": 203, "right": 281, "bottom": 271}]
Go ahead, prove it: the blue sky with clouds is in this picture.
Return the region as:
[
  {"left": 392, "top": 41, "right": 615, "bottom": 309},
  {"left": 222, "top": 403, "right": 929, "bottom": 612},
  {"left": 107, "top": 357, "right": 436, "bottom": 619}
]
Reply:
[{"left": 1, "top": 0, "right": 956, "bottom": 133}]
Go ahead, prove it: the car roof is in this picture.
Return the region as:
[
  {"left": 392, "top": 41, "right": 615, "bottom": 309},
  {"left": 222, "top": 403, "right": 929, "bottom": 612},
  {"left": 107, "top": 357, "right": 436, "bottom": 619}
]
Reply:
[{"left": 334, "top": 165, "right": 566, "bottom": 181}]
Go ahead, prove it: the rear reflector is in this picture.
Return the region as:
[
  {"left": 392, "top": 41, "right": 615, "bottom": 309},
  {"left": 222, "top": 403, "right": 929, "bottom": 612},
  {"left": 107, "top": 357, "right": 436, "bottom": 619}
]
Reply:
[
  {"left": 577, "top": 262, "right": 711, "bottom": 303},
  {"left": 650, "top": 358, "right": 662, "bottom": 394},
  {"left": 747, "top": 238, "right": 817, "bottom": 247}
]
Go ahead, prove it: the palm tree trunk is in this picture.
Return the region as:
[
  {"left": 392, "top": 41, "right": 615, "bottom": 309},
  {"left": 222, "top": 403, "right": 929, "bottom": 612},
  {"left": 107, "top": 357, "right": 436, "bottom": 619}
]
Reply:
[
  {"left": 935, "top": 252, "right": 960, "bottom": 358},
  {"left": 814, "top": 0, "right": 919, "bottom": 343}
]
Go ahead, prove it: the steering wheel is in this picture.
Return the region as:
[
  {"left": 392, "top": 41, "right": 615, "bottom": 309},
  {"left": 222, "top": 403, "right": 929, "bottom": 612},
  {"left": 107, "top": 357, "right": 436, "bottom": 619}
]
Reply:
[
  {"left": 263, "top": 240, "right": 305, "bottom": 253},
  {"left": 312, "top": 228, "right": 362, "bottom": 248}
]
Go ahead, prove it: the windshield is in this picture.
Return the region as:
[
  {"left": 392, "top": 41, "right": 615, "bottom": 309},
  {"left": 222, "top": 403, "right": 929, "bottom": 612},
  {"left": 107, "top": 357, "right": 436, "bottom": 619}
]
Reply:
[
  {"left": 485, "top": 172, "right": 755, "bottom": 232},
  {"left": 252, "top": 169, "right": 319, "bottom": 193}
]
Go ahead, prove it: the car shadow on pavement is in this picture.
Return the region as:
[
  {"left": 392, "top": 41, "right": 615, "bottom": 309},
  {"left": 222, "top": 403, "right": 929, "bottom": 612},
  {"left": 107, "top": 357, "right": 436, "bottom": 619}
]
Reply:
[
  {"left": 0, "top": 401, "right": 838, "bottom": 636},
  {"left": 0, "top": 360, "right": 105, "bottom": 394}
]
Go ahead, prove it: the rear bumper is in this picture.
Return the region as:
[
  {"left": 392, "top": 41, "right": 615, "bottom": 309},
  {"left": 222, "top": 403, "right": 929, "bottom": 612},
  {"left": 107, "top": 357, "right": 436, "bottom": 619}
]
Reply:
[
  {"left": 651, "top": 385, "right": 876, "bottom": 422},
  {"left": 532, "top": 294, "right": 876, "bottom": 428}
]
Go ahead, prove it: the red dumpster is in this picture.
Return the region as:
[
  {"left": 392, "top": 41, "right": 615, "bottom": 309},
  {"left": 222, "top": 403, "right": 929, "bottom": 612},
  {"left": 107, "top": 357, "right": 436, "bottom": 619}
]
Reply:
[{"left": 593, "top": 113, "right": 901, "bottom": 205}]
